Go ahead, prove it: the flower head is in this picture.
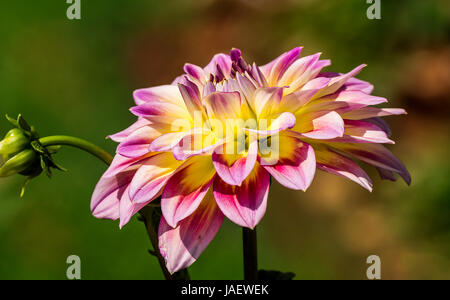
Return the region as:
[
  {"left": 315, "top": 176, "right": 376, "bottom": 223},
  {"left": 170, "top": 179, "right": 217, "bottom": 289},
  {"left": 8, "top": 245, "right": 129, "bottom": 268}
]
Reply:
[{"left": 92, "top": 47, "right": 410, "bottom": 273}]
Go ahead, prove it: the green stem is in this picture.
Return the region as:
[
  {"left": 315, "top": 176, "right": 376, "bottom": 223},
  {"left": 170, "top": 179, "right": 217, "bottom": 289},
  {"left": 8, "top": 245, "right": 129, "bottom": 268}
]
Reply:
[
  {"left": 39, "top": 135, "right": 113, "bottom": 165},
  {"left": 139, "top": 205, "right": 190, "bottom": 280},
  {"left": 243, "top": 227, "right": 258, "bottom": 280}
]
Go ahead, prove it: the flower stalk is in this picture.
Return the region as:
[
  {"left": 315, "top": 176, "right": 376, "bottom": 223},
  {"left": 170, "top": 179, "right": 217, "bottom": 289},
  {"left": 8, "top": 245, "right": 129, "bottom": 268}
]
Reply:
[
  {"left": 243, "top": 227, "right": 258, "bottom": 280},
  {"left": 39, "top": 135, "right": 113, "bottom": 165},
  {"left": 139, "top": 205, "right": 190, "bottom": 280}
]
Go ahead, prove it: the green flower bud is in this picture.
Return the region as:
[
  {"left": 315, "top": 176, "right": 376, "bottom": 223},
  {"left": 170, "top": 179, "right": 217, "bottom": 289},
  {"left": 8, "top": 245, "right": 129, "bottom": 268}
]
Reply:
[
  {"left": 0, "top": 128, "right": 31, "bottom": 162},
  {"left": 0, "top": 149, "right": 38, "bottom": 177},
  {"left": 1, "top": 114, "right": 66, "bottom": 196}
]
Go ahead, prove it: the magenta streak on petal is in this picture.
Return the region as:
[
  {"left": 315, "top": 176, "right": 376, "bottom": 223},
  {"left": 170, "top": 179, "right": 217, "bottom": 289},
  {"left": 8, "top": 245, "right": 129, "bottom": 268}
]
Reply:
[
  {"left": 183, "top": 64, "right": 206, "bottom": 82},
  {"left": 158, "top": 199, "right": 224, "bottom": 274},
  {"left": 343, "top": 76, "right": 374, "bottom": 94},
  {"left": 108, "top": 118, "right": 151, "bottom": 143},
  {"left": 335, "top": 144, "right": 411, "bottom": 185},
  {"left": 103, "top": 153, "right": 148, "bottom": 178},
  {"left": 269, "top": 47, "right": 302, "bottom": 83},
  {"left": 263, "top": 142, "right": 316, "bottom": 191},
  {"left": 128, "top": 153, "right": 183, "bottom": 204},
  {"left": 315, "top": 149, "right": 373, "bottom": 191},
  {"left": 338, "top": 120, "right": 394, "bottom": 144},
  {"left": 341, "top": 107, "right": 406, "bottom": 120},
  {"left": 130, "top": 101, "right": 187, "bottom": 118},
  {"left": 119, "top": 185, "right": 149, "bottom": 228},
  {"left": 91, "top": 170, "right": 135, "bottom": 220},
  {"left": 213, "top": 165, "right": 270, "bottom": 229},
  {"left": 117, "top": 126, "right": 156, "bottom": 158},
  {"left": 315, "top": 64, "right": 366, "bottom": 98},
  {"left": 212, "top": 138, "right": 257, "bottom": 186},
  {"left": 161, "top": 174, "right": 215, "bottom": 228}
]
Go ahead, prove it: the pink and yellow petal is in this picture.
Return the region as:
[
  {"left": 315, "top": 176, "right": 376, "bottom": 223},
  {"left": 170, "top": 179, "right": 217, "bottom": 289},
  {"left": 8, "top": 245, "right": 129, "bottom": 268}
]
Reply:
[
  {"left": 294, "top": 111, "right": 345, "bottom": 139},
  {"left": 314, "top": 148, "right": 373, "bottom": 191},
  {"left": 129, "top": 152, "right": 185, "bottom": 204},
  {"left": 108, "top": 118, "right": 151, "bottom": 143},
  {"left": 341, "top": 108, "right": 406, "bottom": 120},
  {"left": 328, "top": 143, "right": 411, "bottom": 185},
  {"left": 212, "top": 136, "right": 257, "bottom": 186},
  {"left": 213, "top": 163, "right": 270, "bottom": 228},
  {"left": 158, "top": 192, "right": 224, "bottom": 274},
  {"left": 91, "top": 170, "right": 135, "bottom": 220},
  {"left": 161, "top": 155, "right": 216, "bottom": 228},
  {"left": 261, "top": 134, "right": 316, "bottom": 191}
]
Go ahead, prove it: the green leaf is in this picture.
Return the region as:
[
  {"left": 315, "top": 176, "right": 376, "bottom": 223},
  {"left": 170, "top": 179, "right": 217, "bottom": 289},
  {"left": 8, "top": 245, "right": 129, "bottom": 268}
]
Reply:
[
  {"left": 31, "top": 140, "right": 47, "bottom": 154},
  {"left": 5, "top": 114, "right": 18, "bottom": 127},
  {"left": 40, "top": 156, "right": 52, "bottom": 178},
  {"left": 46, "top": 145, "right": 61, "bottom": 154},
  {"left": 17, "top": 114, "right": 32, "bottom": 133}
]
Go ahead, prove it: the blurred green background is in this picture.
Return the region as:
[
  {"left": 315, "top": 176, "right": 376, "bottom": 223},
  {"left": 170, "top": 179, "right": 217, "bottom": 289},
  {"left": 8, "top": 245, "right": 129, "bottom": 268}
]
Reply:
[{"left": 0, "top": 0, "right": 449, "bottom": 279}]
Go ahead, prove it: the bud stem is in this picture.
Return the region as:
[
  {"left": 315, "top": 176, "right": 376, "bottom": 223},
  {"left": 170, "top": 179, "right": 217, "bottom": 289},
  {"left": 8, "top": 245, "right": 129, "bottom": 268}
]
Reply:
[{"left": 39, "top": 135, "right": 113, "bottom": 165}]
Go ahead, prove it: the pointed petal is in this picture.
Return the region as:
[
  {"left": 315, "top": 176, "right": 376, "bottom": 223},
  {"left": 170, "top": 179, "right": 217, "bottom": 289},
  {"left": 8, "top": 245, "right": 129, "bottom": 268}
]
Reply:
[
  {"left": 133, "top": 85, "right": 186, "bottom": 106},
  {"left": 236, "top": 72, "right": 257, "bottom": 103},
  {"left": 158, "top": 193, "right": 224, "bottom": 274},
  {"left": 213, "top": 164, "right": 270, "bottom": 228},
  {"left": 172, "top": 129, "right": 223, "bottom": 161},
  {"left": 295, "top": 111, "right": 345, "bottom": 139},
  {"left": 204, "top": 53, "right": 232, "bottom": 79},
  {"left": 108, "top": 118, "right": 151, "bottom": 143},
  {"left": 253, "top": 87, "right": 283, "bottom": 119},
  {"left": 245, "top": 112, "right": 296, "bottom": 136},
  {"left": 261, "top": 47, "right": 302, "bottom": 85},
  {"left": 314, "top": 64, "right": 366, "bottom": 98},
  {"left": 178, "top": 80, "right": 206, "bottom": 119},
  {"left": 261, "top": 135, "right": 316, "bottom": 191},
  {"left": 117, "top": 126, "right": 163, "bottom": 158},
  {"left": 119, "top": 185, "right": 149, "bottom": 228},
  {"left": 305, "top": 90, "right": 387, "bottom": 115},
  {"left": 204, "top": 91, "right": 242, "bottom": 121},
  {"left": 343, "top": 76, "right": 374, "bottom": 94},
  {"left": 103, "top": 153, "right": 151, "bottom": 178},
  {"left": 130, "top": 100, "right": 190, "bottom": 122},
  {"left": 249, "top": 63, "right": 268, "bottom": 87},
  {"left": 315, "top": 148, "right": 373, "bottom": 191},
  {"left": 279, "top": 79, "right": 329, "bottom": 113},
  {"left": 279, "top": 53, "right": 321, "bottom": 86},
  {"left": 183, "top": 63, "right": 206, "bottom": 82},
  {"left": 202, "top": 81, "right": 216, "bottom": 98},
  {"left": 129, "top": 152, "right": 184, "bottom": 204},
  {"left": 341, "top": 108, "right": 407, "bottom": 120},
  {"left": 91, "top": 170, "right": 135, "bottom": 220},
  {"left": 161, "top": 156, "right": 216, "bottom": 228},
  {"left": 328, "top": 120, "right": 394, "bottom": 144},
  {"left": 329, "top": 143, "right": 411, "bottom": 185},
  {"left": 149, "top": 131, "right": 191, "bottom": 152},
  {"left": 365, "top": 117, "right": 392, "bottom": 137},
  {"left": 212, "top": 137, "right": 257, "bottom": 186}
]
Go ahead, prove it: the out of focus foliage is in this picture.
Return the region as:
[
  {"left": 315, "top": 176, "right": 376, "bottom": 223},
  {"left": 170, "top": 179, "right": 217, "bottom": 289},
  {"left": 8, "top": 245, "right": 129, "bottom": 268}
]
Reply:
[{"left": 0, "top": 0, "right": 448, "bottom": 279}]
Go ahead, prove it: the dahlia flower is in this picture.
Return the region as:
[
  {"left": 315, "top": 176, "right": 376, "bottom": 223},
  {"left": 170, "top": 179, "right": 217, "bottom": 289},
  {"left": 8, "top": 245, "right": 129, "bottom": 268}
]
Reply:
[{"left": 91, "top": 47, "right": 410, "bottom": 273}]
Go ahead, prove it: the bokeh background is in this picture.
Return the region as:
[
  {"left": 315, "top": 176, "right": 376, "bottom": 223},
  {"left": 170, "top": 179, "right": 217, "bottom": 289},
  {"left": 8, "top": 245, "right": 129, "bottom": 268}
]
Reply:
[{"left": 0, "top": 0, "right": 449, "bottom": 279}]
